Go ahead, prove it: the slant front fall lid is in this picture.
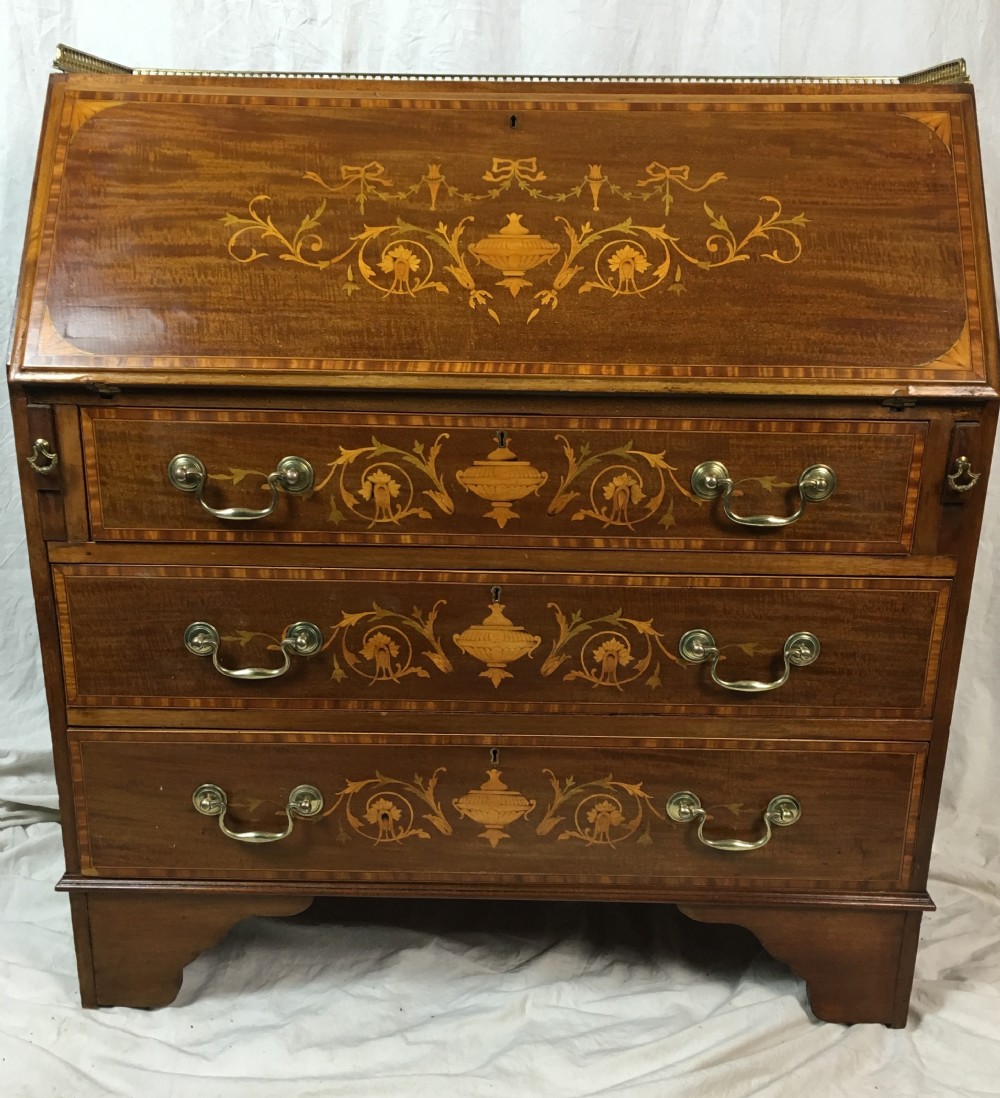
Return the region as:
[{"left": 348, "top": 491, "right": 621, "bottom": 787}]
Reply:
[{"left": 9, "top": 73, "right": 998, "bottom": 395}]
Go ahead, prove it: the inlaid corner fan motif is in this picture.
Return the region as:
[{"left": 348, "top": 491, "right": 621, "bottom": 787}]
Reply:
[{"left": 222, "top": 155, "right": 808, "bottom": 323}]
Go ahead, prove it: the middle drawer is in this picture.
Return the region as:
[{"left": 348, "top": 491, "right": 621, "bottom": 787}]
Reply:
[{"left": 55, "top": 565, "right": 949, "bottom": 720}]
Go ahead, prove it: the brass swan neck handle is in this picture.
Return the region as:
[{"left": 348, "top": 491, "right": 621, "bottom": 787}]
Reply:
[
  {"left": 678, "top": 628, "right": 820, "bottom": 693},
  {"left": 666, "top": 791, "right": 802, "bottom": 852},
  {"left": 168, "top": 453, "right": 313, "bottom": 521},
  {"left": 193, "top": 783, "right": 324, "bottom": 844},
  {"left": 184, "top": 621, "right": 323, "bottom": 680},
  {"left": 691, "top": 460, "right": 836, "bottom": 528}
]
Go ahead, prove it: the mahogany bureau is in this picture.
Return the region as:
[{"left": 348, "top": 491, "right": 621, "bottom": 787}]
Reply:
[{"left": 7, "top": 50, "right": 998, "bottom": 1025}]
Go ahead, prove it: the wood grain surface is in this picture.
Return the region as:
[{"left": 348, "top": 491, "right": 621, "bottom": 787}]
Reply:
[
  {"left": 8, "top": 71, "right": 999, "bottom": 1022},
  {"left": 10, "top": 78, "right": 995, "bottom": 394},
  {"left": 82, "top": 406, "right": 925, "bottom": 553},
  {"left": 52, "top": 565, "right": 950, "bottom": 718},
  {"left": 678, "top": 904, "right": 922, "bottom": 1027},
  {"left": 69, "top": 731, "right": 924, "bottom": 888},
  {"left": 81, "top": 891, "right": 312, "bottom": 1008}
]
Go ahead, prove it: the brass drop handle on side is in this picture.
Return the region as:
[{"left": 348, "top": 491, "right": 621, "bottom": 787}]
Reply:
[
  {"left": 167, "top": 453, "right": 314, "bottom": 520},
  {"left": 27, "top": 438, "right": 59, "bottom": 476},
  {"left": 184, "top": 621, "right": 323, "bottom": 680},
  {"left": 678, "top": 629, "right": 820, "bottom": 693},
  {"left": 691, "top": 460, "right": 836, "bottom": 527},
  {"left": 666, "top": 791, "right": 802, "bottom": 851},
  {"left": 192, "top": 783, "right": 324, "bottom": 843},
  {"left": 946, "top": 456, "right": 981, "bottom": 493}
]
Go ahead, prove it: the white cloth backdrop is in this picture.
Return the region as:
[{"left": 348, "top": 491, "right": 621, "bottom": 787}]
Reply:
[{"left": 1, "top": 2, "right": 999, "bottom": 1095}]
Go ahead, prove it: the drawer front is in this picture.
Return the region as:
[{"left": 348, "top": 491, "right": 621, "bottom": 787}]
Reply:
[
  {"left": 83, "top": 408, "right": 925, "bottom": 554},
  {"left": 55, "top": 565, "right": 949, "bottom": 719},
  {"left": 69, "top": 731, "right": 924, "bottom": 887}
]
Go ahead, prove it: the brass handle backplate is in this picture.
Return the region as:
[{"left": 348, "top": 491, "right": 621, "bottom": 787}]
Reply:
[
  {"left": 192, "top": 783, "right": 324, "bottom": 843},
  {"left": 691, "top": 460, "right": 836, "bottom": 527},
  {"left": 168, "top": 453, "right": 314, "bottom": 520},
  {"left": 27, "top": 438, "right": 59, "bottom": 476},
  {"left": 946, "top": 456, "right": 981, "bottom": 493},
  {"left": 666, "top": 790, "right": 802, "bottom": 851},
  {"left": 184, "top": 621, "right": 323, "bottom": 680},
  {"left": 678, "top": 628, "right": 819, "bottom": 693}
]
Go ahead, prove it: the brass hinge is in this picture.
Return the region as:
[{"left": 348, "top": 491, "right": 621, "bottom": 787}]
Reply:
[
  {"left": 882, "top": 396, "right": 918, "bottom": 412},
  {"left": 52, "top": 44, "right": 972, "bottom": 85},
  {"left": 83, "top": 380, "right": 121, "bottom": 399}
]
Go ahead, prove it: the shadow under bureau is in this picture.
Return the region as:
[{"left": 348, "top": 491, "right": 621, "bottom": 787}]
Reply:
[{"left": 8, "top": 54, "right": 998, "bottom": 1025}]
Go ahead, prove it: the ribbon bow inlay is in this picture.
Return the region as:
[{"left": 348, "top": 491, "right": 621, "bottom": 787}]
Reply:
[
  {"left": 339, "top": 161, "right": 394, "bottom": 186},
  {"left": 482, "top": 157, "right": 547, "bottom": 183},
  {"left": 638, "top": 162, "right": 692, "bottom": 186}
]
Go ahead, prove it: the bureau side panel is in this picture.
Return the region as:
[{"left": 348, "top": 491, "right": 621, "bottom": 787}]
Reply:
[{"left": 6, "top": 389, "right": 83, "bottom": 872}]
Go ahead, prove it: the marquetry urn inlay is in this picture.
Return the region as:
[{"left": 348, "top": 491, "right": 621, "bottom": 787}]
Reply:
[{"left": 223, "top": 154, "right": 808, "bottom": 324}]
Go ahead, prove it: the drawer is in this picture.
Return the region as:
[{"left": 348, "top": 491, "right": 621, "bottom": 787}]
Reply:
[
  {"left": 69, "top": 731, "right": 925, "bottom": 888},
  {"left": 82, "top": 408, "right": 926, "bottom": 554},
  {"left": 55, "top": 565, "right": 949, "bottom": 719}
]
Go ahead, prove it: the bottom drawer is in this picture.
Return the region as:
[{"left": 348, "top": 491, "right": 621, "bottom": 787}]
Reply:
[{"left": 70, "top": 732, "right": 924, "bottom": 888}]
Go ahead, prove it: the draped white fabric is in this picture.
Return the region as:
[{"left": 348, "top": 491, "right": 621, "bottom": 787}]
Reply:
[{"left": 2, "top": 3, "right": 999, "bottom": 1094}]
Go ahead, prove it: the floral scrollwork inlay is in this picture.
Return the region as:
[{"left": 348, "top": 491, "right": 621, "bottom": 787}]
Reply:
[
  {"left": 549, "top": 434, "right": 700, "bottom": 531},
  {"left": 541, "top": 604, "right": 681, "bottom": 691},
  {"left": 311, "top": 433, "right": 453, "bottom": 526},
  {"left": 319, "top": 766, "right": 666, "bottom": 850},
  {"left": 324, "top": 769, "right": 452, "bottom": 844},
  {"left": 203, "top": 433, "right": 452, "bottom": 528},
  {"left": 536, "top": 770, "right": 664, "bottom": 846},
  {"left": 322, "top": 601, "right": 453, "bottom": 685},
  {"left": 222, "top": 154, "right": 809, "bottom": 325}
]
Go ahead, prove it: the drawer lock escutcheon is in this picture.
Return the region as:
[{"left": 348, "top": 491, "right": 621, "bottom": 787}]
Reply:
[
  {"left": 184, "top": 620, "right": 323, "bottom": 680},
  {"left": 192, "top": 783, "right": 324, "bottom": 844},
  {"left": 666, "top": 791, "right": 802, "bottom": 852},
  {"left": 691, "top": 460, "right": 836, "bottom": 527},
  {"left": 678, "top": 629, "right": 820, "bottom": 693},
  {"left": 168, "top": 453, "right": 314, "bottom": 520}
]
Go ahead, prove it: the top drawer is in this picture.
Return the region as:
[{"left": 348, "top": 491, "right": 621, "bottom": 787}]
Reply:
[{"left": 82, "top": 408, "right": 925, "bottom": 554}]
